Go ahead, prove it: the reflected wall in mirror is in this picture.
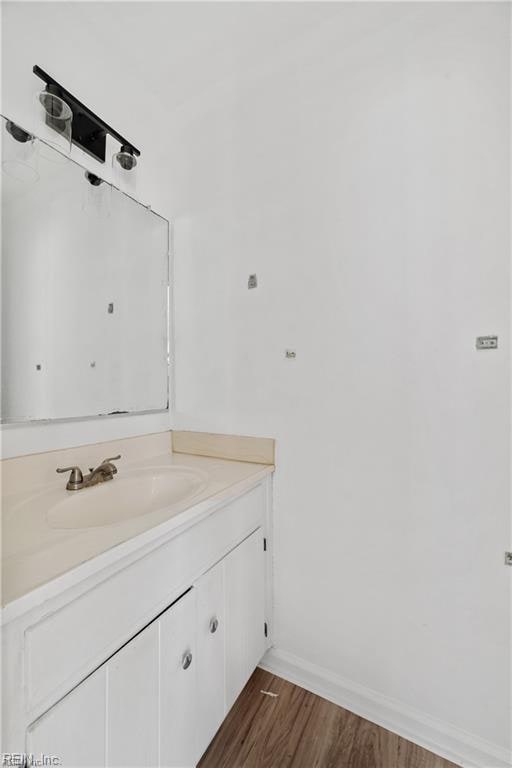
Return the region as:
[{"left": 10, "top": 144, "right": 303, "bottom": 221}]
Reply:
[{"left": 1, "top": 116, "right": 169, "bottom": 423}]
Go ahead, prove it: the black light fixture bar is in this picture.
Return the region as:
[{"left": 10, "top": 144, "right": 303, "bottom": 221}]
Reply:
[{"left": 33, "top": 65, "right": 141, "bottom": 164}]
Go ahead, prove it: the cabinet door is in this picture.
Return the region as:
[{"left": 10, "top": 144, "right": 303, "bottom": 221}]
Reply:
[
  {"left": 160, "top": 588, "right": 197, "bottom": 768},
  {"left": 26, "top": 668, "right": 107, "bottom": 768},
  {"left": 225, "top": 528, "right": 266, "bottom": 710},
  {"left": 196, "top": 561, "right": 225, "bottom": 760},
  {"left": 107, "top": 623, "right": 159, "bottom": 768}
]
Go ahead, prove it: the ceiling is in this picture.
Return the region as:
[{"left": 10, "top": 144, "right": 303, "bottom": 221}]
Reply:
[{"left": 2, "top": 2, "right": 385, "bottom": 136}]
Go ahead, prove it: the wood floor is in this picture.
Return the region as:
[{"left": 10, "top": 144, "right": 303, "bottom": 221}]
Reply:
[{"left": 198, "top": 668, "right": 460, "bottom": 768}]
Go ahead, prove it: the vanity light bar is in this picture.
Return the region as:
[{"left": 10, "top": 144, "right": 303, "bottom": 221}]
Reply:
[{"left": 33, "top": 65, "right": 141, "bottom": 164}]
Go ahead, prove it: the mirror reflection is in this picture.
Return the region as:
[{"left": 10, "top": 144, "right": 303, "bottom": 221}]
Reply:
[{"left": 1, "top": 117, "right": 169, "bottom": 423}]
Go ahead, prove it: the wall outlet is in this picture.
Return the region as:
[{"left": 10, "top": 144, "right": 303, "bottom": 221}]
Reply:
[
  {"left": 248, "top": 274, "right": 258, "bottom": 289},
  {"left": 285, "top": 349, "right": 296, "bottom": 359}
]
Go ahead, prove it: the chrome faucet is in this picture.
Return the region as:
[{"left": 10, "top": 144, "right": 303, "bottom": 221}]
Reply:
[{"left": 56, "top": 455, "right": 121, "bottom": 491}]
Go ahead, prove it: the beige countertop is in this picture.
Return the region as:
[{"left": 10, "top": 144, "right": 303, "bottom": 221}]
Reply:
[{"left": 1, "top": 433, "right": 274, "bottom": 610}]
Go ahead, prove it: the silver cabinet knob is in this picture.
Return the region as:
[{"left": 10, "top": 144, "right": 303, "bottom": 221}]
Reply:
[
  {"left": 209, "top": 617, "right": 219, "bottom": 634},
  {"left": 181, "top": 651, "right": 193, "bottom": 670}
]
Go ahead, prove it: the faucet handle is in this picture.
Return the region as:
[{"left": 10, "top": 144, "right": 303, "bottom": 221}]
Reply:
[
  {"left": 56, "top": 465, "right": 83, "bottom": 477},
  {"left": 100, "top": 455, "right": 121, "bottom": 474},
  {"left": 56, "top": 466, "right": 84, "bottom": 489},
  {"left": 102, "top": 455, "right": 121, "bottom": 464}
]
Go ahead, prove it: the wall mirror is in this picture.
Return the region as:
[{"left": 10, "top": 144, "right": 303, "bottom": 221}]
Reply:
[{"left": 1, "top": 116, "right": 169, "bottom": 423}]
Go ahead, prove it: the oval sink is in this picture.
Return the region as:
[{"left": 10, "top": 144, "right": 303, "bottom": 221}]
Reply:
[{"left": 46, "top": 466, "right": 208, "bottom": 529}]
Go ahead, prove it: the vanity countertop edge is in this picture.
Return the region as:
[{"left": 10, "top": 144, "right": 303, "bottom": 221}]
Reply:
[{"left": 1, "top": 445, "right": 274, "bottom": 624}]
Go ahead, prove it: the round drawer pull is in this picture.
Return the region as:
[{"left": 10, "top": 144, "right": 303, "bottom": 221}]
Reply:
[
  {"left": 181, "top": 651, "right": 193, "bottom": 670},
  {"left": 209, "top": 617, "right": 219, "bottom": 634}
]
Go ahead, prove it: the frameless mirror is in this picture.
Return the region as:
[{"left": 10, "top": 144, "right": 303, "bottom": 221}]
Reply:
[{"left": 1, "top": 116, "right": 169, "bottom": 423}]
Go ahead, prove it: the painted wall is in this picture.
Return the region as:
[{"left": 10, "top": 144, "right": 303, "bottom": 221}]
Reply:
[
  {"left": 1, "top": 2, "right": 173, "bottom": 458},
  {"left": 163, "top": 3, "right": 511, "bottom": 763}
]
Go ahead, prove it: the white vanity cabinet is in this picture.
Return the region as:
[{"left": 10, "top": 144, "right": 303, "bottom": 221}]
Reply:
[
  {"left": 196, "top": 561, "right": 226, "bottom": 756},
  {"left": 26, "top": 669, "right": 108, "bottom": 768},
  {"left": 160, "top": 589, "right": 198, "bottom": 768},
  {"left": 27, "top": 590, "right": 195, "bottom": 768},
  {"left": 195, "top": 529, "right": 266, "bottom": 762},
  {"left": 108, "top": 620, "right": 160, "bottom": 767},
  {"left": 9, "top": 480, "right": 272, "bottom": 768},
  {"left": 224, "top": 528, "right": 266, "bottom": 711}
]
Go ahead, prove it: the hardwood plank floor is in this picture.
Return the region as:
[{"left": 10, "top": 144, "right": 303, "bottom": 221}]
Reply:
[{"left": 198, "top": 668, "right": 460, "bottom": 768}]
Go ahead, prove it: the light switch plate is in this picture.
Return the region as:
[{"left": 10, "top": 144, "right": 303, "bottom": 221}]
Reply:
[{"left": 476, "top": 336, "right": 498, "bottom": 350}]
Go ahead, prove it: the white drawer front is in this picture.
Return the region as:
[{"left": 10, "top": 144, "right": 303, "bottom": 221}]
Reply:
[{"left": 24, "top": 484, "right": 264, "bottom": 717}]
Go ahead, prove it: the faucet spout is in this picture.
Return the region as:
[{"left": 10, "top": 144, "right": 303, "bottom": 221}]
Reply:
[{"left": 87, "top": 455, "right": 121, "bottom": 485}]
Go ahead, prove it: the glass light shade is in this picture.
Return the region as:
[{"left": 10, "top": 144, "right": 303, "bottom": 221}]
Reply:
[
  {"left": 1, "top": 117, "right": 39, "bottom": 187},
  {"left": 112, "top": 146, "right": 138, "bottom": 196},
  {"left": 81, "top": 171, "right": 111, "bottom": 219},
  {"left": 37, "top": 89, "right": 73, "bottom": 161}
]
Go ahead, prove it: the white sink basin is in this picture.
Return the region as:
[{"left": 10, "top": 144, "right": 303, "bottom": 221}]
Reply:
[{"left": 46, "top": 466, "right": 208, "bottom": 529}]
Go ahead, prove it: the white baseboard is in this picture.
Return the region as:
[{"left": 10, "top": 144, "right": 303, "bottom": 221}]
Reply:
[{"left": 259, "top": 648, "right": 511, "bottom": 768}]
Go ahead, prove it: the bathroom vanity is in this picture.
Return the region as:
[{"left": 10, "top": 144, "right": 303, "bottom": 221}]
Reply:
[
  {"left": 2, "top": 433, "right": 274, "bottom": 767},
  {"left": 1, "top": 112, "right": 274, "bottom": 766}
]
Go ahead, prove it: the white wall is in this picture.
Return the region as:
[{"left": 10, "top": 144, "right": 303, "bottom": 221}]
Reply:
[
  {"left": 1, "top": 2, "right": 173, "bottom": 458},
  {"left": 163, "top": 3, "right": 511, "bottom": 764}
]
